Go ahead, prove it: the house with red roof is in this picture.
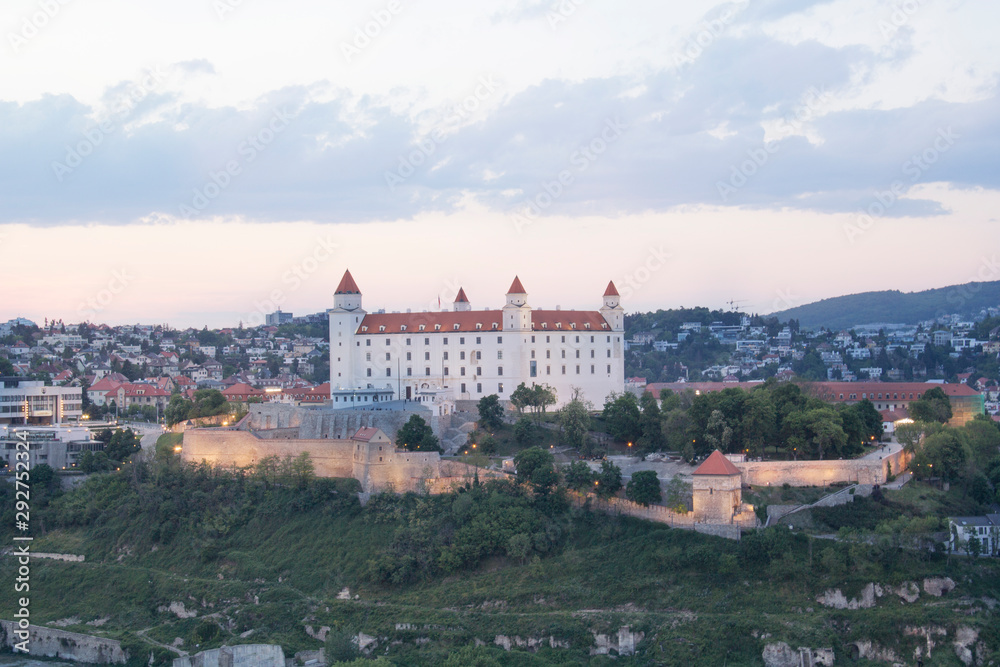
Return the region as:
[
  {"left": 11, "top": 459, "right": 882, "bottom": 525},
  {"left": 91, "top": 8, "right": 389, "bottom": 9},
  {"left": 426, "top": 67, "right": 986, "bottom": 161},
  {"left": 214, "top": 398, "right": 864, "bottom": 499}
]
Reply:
[{"left": 222, "top": 383, "right": 267, "bottom": 405}]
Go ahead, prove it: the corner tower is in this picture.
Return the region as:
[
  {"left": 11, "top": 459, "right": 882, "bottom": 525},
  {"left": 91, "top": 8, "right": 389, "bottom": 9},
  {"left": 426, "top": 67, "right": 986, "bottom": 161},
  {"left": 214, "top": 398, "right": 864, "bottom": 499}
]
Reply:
[
  {"left": 453, "top": 287, "right": 471, "bottom": 312},
  {"left": 600, "top": 281, "right": 624, "bottom": 331},
  {"left": 329, "top": 270, "right": 366, "bottom": 392},
  {"left": 503, "top": 276, "right": 531, "bottom": 332}
]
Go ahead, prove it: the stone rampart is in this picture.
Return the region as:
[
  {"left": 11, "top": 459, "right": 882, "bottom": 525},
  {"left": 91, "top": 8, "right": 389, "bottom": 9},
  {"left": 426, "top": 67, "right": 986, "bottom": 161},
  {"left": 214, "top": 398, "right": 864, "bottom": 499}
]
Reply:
[
  {"left": 183, "top": 428, "right": 356, "bottom": 478},
  {"left": 173, "top": 644, "right": 286, "bottom": 667},
  {"left": 736, "top": 448, "right": 910, "bottom": 487},
  {"left": 568, "top": 492, "right": 756, "bottom": 539},
  {"left": 0, "top": 620, "right": 127, "bottom": 663}
]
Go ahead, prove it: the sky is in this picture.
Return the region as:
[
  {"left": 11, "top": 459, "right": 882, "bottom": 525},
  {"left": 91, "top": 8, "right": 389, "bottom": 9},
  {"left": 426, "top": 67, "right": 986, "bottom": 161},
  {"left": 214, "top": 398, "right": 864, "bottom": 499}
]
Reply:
[{"left": 1, "top": 0, "right": 998, "bottom": 328}]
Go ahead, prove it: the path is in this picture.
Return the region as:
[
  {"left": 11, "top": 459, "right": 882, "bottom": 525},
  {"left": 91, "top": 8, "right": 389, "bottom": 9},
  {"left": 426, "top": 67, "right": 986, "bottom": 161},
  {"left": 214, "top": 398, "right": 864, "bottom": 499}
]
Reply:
[{"left": 136, "top": 627, "right": 188, "bottom": 657}]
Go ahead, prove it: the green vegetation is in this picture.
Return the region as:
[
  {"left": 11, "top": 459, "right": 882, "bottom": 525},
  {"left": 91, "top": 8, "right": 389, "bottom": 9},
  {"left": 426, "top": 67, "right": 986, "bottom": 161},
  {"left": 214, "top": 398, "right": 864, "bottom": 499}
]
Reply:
[
  {"left": 1, "top": 453, "right": 999, "bottom": 666},
  {"left": 625, "top": 470, "right": 661, "bottom": 506},
  {"left": 164, "top": 388, "right": 232, "bottom": 426},
  {"left": 396, "top": 414, "right": 441, "bottom": 452}
]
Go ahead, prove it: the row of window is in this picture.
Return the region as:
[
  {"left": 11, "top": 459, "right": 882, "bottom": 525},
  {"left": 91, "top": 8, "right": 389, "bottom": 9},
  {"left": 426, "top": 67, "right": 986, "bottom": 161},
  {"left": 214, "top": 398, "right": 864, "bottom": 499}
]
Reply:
[
  {"left": 365, "top": 364, "right": 614, "bottom": 378},
  {"left": 362, "top": 347, "right": 615, "bottom": 363},
  {"left": 363, "top": 335, "right": 617, "bottom": 346},
  {"left": 832, "top": 391, "right": 923, "bottom": 401}
]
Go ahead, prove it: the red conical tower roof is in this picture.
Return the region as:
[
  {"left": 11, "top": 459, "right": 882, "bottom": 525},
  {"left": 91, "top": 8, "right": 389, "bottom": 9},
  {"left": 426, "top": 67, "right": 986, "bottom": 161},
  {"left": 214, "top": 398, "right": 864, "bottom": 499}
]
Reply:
[
  {"left": 335, "top": 270, "right": 361, "bottom": 294},
  {"left": 507, "top": 276, "right": 526, "bottom": 294},
  {"left": 454, "top": 287, "right": 469, "bottom": 303},
  {"left": 604, "top": 281, "right": 620, "bottom": 297},
  {"left": 693, "top": 450, "right": 741, "bottom": 476}
]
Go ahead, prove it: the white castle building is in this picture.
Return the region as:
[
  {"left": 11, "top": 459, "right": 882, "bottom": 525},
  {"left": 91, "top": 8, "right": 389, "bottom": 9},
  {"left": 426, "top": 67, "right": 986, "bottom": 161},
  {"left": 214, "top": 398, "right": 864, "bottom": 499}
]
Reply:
[{"left": 328, "top": 271, "right": 625, "bottom": 408}]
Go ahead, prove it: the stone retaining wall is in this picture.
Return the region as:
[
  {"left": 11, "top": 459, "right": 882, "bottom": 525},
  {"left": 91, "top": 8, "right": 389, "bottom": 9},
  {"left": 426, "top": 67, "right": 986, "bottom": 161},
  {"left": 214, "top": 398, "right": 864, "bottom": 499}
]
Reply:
[
  {"left": 0, "top": 621, "right": 126, "bottom": 663},
  {"left": 736, "top": 448, "right": 910, "bottom": 487}
]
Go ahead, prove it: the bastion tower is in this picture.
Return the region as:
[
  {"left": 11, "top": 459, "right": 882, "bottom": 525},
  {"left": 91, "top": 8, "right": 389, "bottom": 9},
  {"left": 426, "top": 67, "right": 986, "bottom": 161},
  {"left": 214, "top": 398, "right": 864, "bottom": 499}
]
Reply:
[{"left": 328, "top": 270, "right": 365, "bottom": 392}]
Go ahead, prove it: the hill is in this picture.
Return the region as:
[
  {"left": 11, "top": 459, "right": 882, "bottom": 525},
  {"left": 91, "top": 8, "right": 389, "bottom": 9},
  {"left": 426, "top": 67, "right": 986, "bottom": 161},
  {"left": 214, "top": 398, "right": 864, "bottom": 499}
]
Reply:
[{"left": 770, "top": 280, "right": 1000, "bottom": 330}]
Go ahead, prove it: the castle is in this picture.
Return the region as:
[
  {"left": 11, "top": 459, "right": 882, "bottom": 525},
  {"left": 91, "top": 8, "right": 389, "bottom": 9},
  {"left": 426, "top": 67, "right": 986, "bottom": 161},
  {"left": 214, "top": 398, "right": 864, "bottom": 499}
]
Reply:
[{"left": 328, "top": 271, "right": 625, "bottom": 409}]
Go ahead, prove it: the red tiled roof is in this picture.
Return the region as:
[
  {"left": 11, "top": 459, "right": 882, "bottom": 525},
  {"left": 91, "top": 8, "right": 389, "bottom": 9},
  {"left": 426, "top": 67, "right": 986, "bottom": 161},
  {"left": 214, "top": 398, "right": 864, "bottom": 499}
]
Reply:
[
  {"left": 693, "top": 450, "right": 741, "bottom": 476},
  {"left": 353, "top": 427, "right": 380, "bottom": 442},
  {"left": 809, "top": 381, "right": 981, "bottom": 400},
  {"left": 880, "top": 407, "right": 911, "bottom": 422},
  {"left": 89, "top": 376, "right": 125, "bottom": 393},
  {"left": 454, "top": 287, "right": 469, "bottom": 303},
  {"left": 603, "top": 281, "right": 619, "bottom": 297},
  {"left": 335, "top": 269, "right": 361, "bottom": 295},
  {"left": 118, "top": 383, "right": 171, "bottom": 397},
  {"left": 507, "top": 276, "right": 526, "bottom": 294},
  {"left": 358, "top": 309, "right": 610, "bottom": 334},
  {"left": 223, "top": 383, "right": 266, "bottom": 398}
]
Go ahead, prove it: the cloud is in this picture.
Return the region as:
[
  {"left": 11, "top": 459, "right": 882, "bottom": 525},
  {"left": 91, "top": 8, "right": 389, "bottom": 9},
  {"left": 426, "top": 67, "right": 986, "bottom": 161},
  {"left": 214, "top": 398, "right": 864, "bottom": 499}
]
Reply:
[{"left": 0, "top": 30, "right": 997, "bottom": 226}]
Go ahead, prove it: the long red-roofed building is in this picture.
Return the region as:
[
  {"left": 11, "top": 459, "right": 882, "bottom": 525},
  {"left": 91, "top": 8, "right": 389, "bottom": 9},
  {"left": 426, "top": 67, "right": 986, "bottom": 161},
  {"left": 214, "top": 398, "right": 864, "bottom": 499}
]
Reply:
[{"left": 327, "top": 271, "right": 626, "bottom": 408}]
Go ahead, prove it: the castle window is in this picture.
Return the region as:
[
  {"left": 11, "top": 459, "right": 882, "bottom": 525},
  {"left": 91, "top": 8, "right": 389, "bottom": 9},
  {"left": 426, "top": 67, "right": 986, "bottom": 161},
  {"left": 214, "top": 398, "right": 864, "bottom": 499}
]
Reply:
[
  {"left": 585, "top": 323, "right": 591, "bottom": 330},
  {"left": 561, "top": 365, "right": 566, "bottom": 374},
  {"left": 591, "top": 350, "right": 595, "bottom": 358},
  {"left": 424, "top": 352, "right": 430, "bottom": 361},
  {"left": 443, "top": 337, "right": 448, "bottom": 345},
  {"left": 498, "top": 383, "right": 504, "bottom": 393},
  {"left": 367, "top": 368, "right": 372, "bottom": 377},
  {"left": 444, "top": 367, "right": 449, "bottom": 375},
  {"left": 498, "top": 366, "right": 503, "bottom": 375},
  {"left": 556, "top": 323, "right": 562, "bottom": 329},
  {"left": 424, "top": 337, "right": 430, "bottom": 345},
  {"left": 576, "top": 365, "right": 580, "bottom": 374},
  {"left": 476, "top": 323, "right": 482, "bottom": 330},
  {"left": 477, "top": 382, "right": 482, "bottom": 393},
  {"left": 602, "top": 323, "right": 608, "bottom": 329},
  {"left": 385, "top": 352, "right": 391, "bottom": 361},
  {"left": 591, "top": 365, "right": 595, "bottom": 374},
  {"left": 425, "top": 367, "right": 431, "bottom": 376},
  {"left": 476, "top": 351, "right": 481, "bottom": 360},
  {"left": 607, "top": 336, "right": 611, "bottom": 342},
  {"left": 434, "top": 324, "right": 441, "bottom": 331},
  {"left": 546, "top": 365, "right": 551, "bottom": 375},
  {"left": 542, "top": 323, "right": 547, "bottom": 329},
  {"left": 476, "top": 367, "right": 482, "bottom": 375},
  {"left": 406, "top": 352, "right": 411, "bottom": 361},
  {"left": 497, "top": 350, "right": 503, "bottom": 360},
  {"left": 419, "top": 325, "right": 426, "bottom": 331},
  {"left": 492, "top": 323, "right": 498, "bottom": 330},
  {"left": 379, "top": 326, "right": 385, "bottom": 332},
  {"left": 361, "top": 326, "right": 368, "bottom": 332},
  {"left": 443, "top": 351, "right": 449, "bottom": 360},
  {"left": 561, "top": 350, "right": 566, "bottom": 358},
  {"left": 407, "top": 367, "right": 412, "bottom": 376},
  {"left": 571, "top": 323, "right": 576, "bottom": 329},
  {"left": 530, "top": 350, "right": 535, "bottom": 359},
  {"left": 476, "top": 336, "right": 481, "bottom": 344},
  {"left": 607, "top": 365, "right": 611, "bottom": 373},
  {"left": 460, "top": 337, "right": 465, "bottom": 344},
  {"left": 497, "top": 336, "right": 502, "bottom": 344},
  {"left": 607, "top": 350, "right": 611, "bottom": 358},
  {"left": 401, "top": 325, "right": 407, "bottom": 331},
  {"left": 366, "top": 352, "right": 371, "bottom": 361},
  {"left": 366, "top": 339, "right": 371, "bottom": 346},
  {"left": 406, "top": 338, "right": 411, "bottom": 345},
  {"left": 531, "top": 335, "right": 535, "bottom": 343},
  {"left": 460, "top": 351, "right": 466, "bottom": 360},
  {"left": 546, "top": 350, "right": 550, "bottom": 359},
  {"left": 386, "top": 368, "right": 391, "bottom": 377},
  {"left": 453, "top": 324, "right": 460, "bottom": 330},
  {"left": 561, "top": 335, "right": 566, "bottom": 343},
  {"left": 460, "top": 367, "right": 466, "bottom": 376}
]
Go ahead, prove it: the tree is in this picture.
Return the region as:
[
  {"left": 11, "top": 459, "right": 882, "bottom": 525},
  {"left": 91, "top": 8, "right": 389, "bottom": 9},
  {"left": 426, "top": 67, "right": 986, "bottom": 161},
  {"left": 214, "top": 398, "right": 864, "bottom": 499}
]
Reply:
[
  {"left": 558, "top": 397, "right": 591, "bottom": 451},
  {"left": 513, "top": 447, "right": 554, "bottom": 484},
  {"left": 165, "top": 394, "right": 191, "bottom": 426},
  {"left": 626, "top": 470, "right": 662, "bottom": 506},
  {"left": 563, "top": 460, "right": 594, "bottom": 491},
  {"left": 851, "top": 399, "right": 884, "bottom": 442},
  {"left": 896, "top": 421, "right": 926, "bottom": 453},
  {"left": 740, "top": 390, "right": 776, "bottom": 458},
  {"left": 477, "top": 394, "right": 504, "bottom": 430},
  {"left": 909, "top": 387, "right": 953, "bottom": 424},
  {"left": 602, "top": 392, "right": 641, "bottom": 443},
  {"left": 513, "top": 417, "right": 538, "bottom": 447},
  {"left": 510, "top": 383, "right": 532, "bottom": 415},
  {"left": 637, "top": 392, "right": 665, "bottom": 454},
  {"left": 595, "top": 460, "right": 622, "bottom": 498},
  {"left": 396, "top": 414, "right": 440, "bottom": 451},
  {"left": 912, "top": 430, "right": 967, "bottom": 483}
]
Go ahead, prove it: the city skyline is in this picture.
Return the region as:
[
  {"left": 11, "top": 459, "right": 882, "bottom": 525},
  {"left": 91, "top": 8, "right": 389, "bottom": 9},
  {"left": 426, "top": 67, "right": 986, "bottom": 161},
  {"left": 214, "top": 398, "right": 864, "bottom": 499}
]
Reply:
[{"left": 2, "top": 0, "right": 998, "bottom": 327}]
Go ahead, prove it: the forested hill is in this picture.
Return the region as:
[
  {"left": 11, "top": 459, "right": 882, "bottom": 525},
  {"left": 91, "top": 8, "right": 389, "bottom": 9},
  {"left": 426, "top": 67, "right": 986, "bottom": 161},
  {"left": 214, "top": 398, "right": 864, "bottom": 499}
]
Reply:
[{"left": 769, "top": 281, "right": 1000, "bottom": 330}]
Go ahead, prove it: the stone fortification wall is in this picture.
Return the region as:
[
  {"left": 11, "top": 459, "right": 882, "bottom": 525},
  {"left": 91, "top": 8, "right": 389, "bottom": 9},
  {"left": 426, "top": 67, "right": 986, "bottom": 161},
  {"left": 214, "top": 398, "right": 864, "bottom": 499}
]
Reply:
[
  {"left": 182, "top": 429, "right": 355, "bottom": 478},
  {"left": 568, "top": 492, "right": 756, "bottom": 540},
  {"left": 247, "top": 403, "right": 431, "bottom": 441},
  {"left": 736, "top": 448, "right": 910, "bottom": 487},
  {"left": 0, "top": 620, "right": 127, "bottom": 663},
  {"left": 173, "top": 644, "right": 286, "bottom": 667}
]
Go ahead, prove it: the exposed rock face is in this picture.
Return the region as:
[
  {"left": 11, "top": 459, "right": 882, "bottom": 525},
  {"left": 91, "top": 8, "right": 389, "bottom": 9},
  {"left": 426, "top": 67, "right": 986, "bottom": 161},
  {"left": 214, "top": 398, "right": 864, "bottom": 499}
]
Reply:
[
  {"left": 0, "top": 621, "right": 127, "bottom": 664},
  {"left": 895, "top": 581, "right": 920, "bottom": 603},
  {"left": 850, "top": 640, "right": 900, "bottom": 664},
  {"left": 590, "top": 626, "right": 643, "bottom": 656},
  {"left": 304, "top": 626, "right": 330, "bottom": 642},
  {"left": 905, "top": 625, "right": 946, "bottom": 660},
  {"left": 493, "top": 635, "right": 570, "bottom": 651},
  {"left": 158, "top": 602, "right": 197, "bottom": 619},
  {"left": 762, "top": 642, "right": 798, "bottom": 667},
  {"left": 923, "top": 577, "right": 956, "bottom": 597},
  {"left": 815, "top": 583, "right": 881, "bottom": 609},
  {"left": 953, "top": 626, "right": 979, "bottom": 666}
]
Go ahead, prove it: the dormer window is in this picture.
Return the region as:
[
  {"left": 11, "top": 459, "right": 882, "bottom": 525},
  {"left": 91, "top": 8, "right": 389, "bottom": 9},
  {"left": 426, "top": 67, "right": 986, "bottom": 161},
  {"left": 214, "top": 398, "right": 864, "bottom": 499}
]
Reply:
[
  {"left": 491, "top": 323, "right": 498, "bottom": 330},
  {"left": 570, "top": 323, "right": 577, "bottom": 329},
  {"left": 361, "top": 326, "right": 368, "bottom": 332},
  {"left": 601, "top": 323, "right": 608, "bottom": 329},
  {"left": 419, "top": 325, "right": 426, "bottom": 331},
  {"left": 434, "top": 324, "right": 441, "bottom": 331},
  {"left": 584, "top": 323, "right": 591, "bottom": 329},
  {"left": 542, "top": 323, "right": 548, "bottom": 329},
  {"left": 400, "top": 325, "right": 407, "bottom": 331},
  {"left": 453, "top": 324, "right": 460, "bottom": 330},
  {"left": 476, "top": 323, "right": 482, "bottom": 330},
  {"left": 379, "top": 326, "right": 386, "bottom": 332},
  {"left": 556, "top": 323, "right": 562, "bottom": 329}
]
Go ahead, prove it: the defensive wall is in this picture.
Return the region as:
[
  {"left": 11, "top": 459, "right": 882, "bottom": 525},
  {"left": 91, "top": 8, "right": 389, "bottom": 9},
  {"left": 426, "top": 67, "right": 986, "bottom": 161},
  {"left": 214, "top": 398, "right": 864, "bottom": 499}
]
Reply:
[
  {"left": 182, "top": 426, "right": 499, "bottom": 494},
  {"left": 0, "top": 620, "right": 127, "bottom": 663},
  {"left": 735, "top": 447, "right": 910, "bottom": 487},
  {"left": 172, "top": 644, "right": 285, "bottom": 667},
  {"left": 245, "top": 403, "right": 453, "bottom": 441},
  {"left": 568, "top": 492, "right": 757, "bottom": 540}
]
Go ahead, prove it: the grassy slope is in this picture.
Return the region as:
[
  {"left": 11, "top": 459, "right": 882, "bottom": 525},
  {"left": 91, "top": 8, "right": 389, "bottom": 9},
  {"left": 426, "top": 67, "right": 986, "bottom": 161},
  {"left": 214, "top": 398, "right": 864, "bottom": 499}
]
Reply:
[{"left": 1, "top": 471, "right": 998, "bottom": 666}]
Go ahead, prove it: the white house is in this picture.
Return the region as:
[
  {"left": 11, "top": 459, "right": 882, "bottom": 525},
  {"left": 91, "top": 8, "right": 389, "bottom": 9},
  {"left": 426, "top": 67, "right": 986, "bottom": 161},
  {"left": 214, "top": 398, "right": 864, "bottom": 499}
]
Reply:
[
  {"left": 328, "top": 271, "right": 625, "bottom": 408},
  {"left": 948, "top": 515, "right": 1000, "bottom": 556}
]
